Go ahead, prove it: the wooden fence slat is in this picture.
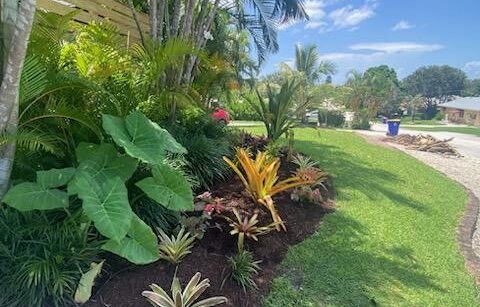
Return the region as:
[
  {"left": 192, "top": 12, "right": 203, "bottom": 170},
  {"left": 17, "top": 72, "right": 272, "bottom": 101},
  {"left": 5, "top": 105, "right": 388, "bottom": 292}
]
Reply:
[
  {"left": 36, "top": 0, "right": 148, "bottom": 42},
  {"left": 66, "top": 0, "right": 149, "bottom": 32}
]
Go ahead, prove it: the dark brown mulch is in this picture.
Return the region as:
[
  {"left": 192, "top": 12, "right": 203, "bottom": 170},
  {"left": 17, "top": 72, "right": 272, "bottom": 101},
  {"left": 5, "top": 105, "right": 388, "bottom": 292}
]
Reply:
[{"left": 86, "top": 158, "right": 335, "bottom": 307}]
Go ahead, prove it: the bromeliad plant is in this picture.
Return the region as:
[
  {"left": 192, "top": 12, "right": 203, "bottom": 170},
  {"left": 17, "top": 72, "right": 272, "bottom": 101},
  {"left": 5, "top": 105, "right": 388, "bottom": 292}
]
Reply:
[
  {"left": 223, "top": 148, "right": 314, "bottom": 231},
  {"left": 158, "top": 228, "right": 196, "bottom": 264},
  {"left": 2, "top": 111, "right": 194, "bottom": 265},
  {"left": 225, "top": 208, "right": 275, "bottom": 251},
  {"left": 142, "top": 272, "right": 227, "bottom": 307}
]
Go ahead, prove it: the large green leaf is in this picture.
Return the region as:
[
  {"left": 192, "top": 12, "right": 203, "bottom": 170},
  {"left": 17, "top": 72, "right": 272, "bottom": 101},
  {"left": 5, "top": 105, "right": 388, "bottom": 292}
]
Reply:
[
  {"left": 37, "top": 167, "right": 76, "bottom": 188},
  {"left": 102, "top": 111, "right": 186, "bottom": 165},
  {"left": 3, "top": 182, "right": 68, "bottom": 211},
  {"left": 74, "top": 260, "right": 104, "bottom": 304},
  {"left": 69, "top": 143, "right": 137, "bottom": 195},
  {"left": 75, "top": 174, "right": 133, "bottom": 242},
  {"left": 76, "top": 143, "right": 138, "bottom": 181},
  {"left": 102, "top": 215, "right": 159, "bottom": 265},
  {"left": 135, "top": 164, "right": 193, "bottom": 211}
]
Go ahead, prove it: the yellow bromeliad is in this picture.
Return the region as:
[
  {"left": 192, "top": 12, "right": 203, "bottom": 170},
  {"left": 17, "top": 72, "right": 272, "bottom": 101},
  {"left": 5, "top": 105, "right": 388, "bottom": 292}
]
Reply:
[{"left": 223, "top": 148, "right": 314, "bottom": 231}]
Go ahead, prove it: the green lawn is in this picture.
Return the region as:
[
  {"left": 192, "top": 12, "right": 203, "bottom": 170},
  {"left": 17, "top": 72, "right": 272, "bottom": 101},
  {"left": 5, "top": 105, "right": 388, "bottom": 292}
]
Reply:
[
  {"left": 403, "top": 126, "right": 480, "bottom": 137},
  {"left": 246, "top": 128, "right": 478, "bottom": 306},
  {"left": 402, "top": 120, "right": 445, "bottom": 126}
]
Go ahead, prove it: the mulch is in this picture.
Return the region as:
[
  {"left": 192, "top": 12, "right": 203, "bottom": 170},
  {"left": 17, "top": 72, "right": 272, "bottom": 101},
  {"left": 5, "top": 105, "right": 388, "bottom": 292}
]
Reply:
[{"left": 85, "top": 157, "right": 335, "bottom": 307}]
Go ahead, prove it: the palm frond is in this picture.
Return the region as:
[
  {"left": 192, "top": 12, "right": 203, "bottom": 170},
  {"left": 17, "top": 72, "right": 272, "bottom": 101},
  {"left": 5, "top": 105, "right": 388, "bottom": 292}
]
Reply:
[{"left": 0, "top": 128, "right": 61, "bottom": 155}]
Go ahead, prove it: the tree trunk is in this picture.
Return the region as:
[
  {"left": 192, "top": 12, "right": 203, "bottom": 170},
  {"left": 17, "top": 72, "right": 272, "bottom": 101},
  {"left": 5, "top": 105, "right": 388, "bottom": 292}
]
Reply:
[
  {"left": 183, "top": 0, "right": 220, "bottom": 83},
  {"left": 181, "top": 0, "right": 195, "bottom": 37},
  {"left": 0, "top": 0, "right": 36, "bottom": 199},
  {"left": 157, "top": 0, "right": 165, "bottom": 41},
  {"left": 149, "top": 0, "right": 158, "bottom": 42},
  {"left": 127, "top": 0, "right": 147, "bottom": 47},
  {"left": 170, "top": 0, "right": 181, "bottom": 38}
]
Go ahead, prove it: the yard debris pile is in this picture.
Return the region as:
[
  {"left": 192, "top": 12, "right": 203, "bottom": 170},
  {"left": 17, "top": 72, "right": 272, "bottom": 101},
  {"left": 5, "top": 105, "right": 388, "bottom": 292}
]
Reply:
[{"left": 387, "top": 134, "right": 461, "bottom": 156}]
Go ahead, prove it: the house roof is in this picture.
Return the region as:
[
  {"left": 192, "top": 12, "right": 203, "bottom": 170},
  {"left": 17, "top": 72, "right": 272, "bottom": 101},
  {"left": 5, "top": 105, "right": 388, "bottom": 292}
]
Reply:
[{"left": 440, "top": 97, "right": 480, "bottom": 112}]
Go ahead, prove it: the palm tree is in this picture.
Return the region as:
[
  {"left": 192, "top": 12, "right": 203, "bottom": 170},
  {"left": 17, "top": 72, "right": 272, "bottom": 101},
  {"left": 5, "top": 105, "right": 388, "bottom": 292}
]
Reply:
[{"left": 293, "top": 44, "right": 336, "bottom": 84}]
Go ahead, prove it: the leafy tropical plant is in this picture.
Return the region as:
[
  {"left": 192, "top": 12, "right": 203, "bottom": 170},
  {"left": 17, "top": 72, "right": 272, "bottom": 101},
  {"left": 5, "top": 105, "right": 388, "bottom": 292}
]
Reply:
[
  {"left": 226, "top": 250, "right": 262, "bottom": 292},
  {"left": 249, "top": 79, "right": 303, "bottom": 141},
  {"left": 3, "top": 111, "right": 194, "bottom": 265},
  {"left": 0, "top": 208, "right": 101, "bottom": 307},
  {"left": 223, "top": 148, "right": 314, "bottom": 231},
  {"left": 142, "top": 272, "right": 227, "bottom": 307},
  {"left": 158, "top": 228, "right": 196, "bottom": 264},
  {"left": 225, "top": 208, "right": 275, "bottom": 251}
]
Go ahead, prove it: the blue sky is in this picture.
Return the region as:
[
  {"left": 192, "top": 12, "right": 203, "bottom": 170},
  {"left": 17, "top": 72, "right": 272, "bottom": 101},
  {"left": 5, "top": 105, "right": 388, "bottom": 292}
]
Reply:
[{"left": 261, "top": 0, "right": 480, "bottom": 83}]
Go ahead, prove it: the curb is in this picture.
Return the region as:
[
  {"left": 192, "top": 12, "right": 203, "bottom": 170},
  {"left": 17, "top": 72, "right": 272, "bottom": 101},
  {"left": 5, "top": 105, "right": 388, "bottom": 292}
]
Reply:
[{"left": 457, "top": 191, "right": 480, "bottom": 286}]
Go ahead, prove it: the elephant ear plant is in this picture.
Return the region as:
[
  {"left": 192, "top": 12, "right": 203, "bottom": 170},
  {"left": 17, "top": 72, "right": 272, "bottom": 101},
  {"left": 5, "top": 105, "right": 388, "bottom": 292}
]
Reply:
[
  {"left": 3, "top": 111, "right": 194, "bottom": 265},
  {"left": 223, "top": 148, "right": 314, "bottom": 231}
]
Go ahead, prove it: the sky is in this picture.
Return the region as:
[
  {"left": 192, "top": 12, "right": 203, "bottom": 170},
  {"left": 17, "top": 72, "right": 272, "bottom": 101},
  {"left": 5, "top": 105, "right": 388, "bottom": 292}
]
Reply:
[{"left": 261, "top": 0, "right": 480, "bottom": 84}]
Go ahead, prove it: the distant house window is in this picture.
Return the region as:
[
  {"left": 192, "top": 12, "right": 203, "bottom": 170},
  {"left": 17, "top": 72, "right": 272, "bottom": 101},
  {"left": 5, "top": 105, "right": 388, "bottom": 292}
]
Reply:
[
  {"left": 459, "top": 110, "right": 464, "bottom": 118},
  {"left": 470, "top": 113, "right": 477, "bottom": 120}
]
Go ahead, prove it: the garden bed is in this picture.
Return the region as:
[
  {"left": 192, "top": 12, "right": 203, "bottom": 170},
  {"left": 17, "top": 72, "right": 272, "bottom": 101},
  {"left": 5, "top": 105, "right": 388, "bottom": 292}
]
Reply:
[{"left": 86, "top": 156, "right": 335, "bottom": 307}]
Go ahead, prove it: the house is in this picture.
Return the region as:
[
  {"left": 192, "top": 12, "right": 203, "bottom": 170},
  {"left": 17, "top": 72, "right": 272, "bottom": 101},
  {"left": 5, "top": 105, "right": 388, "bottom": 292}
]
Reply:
[{"left": 439, "top": 97, "right": 480, "bottom": 126}]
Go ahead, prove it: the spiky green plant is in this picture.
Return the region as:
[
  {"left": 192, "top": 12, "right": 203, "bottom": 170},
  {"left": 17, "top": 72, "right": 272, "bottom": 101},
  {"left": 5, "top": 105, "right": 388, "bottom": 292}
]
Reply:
[
  {"left": 158, "top": 228, "right": 196, "bottom": 264},
  {"left": 227, "top": 250, "right": 262, "bottom": 292},
  {"left": 142, "top": 272, "right": 227, "bottom": 307}
]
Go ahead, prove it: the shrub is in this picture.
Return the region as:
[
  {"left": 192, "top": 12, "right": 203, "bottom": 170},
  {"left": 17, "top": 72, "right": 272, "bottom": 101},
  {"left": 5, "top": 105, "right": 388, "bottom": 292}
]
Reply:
[
  {"left": 434, "top": 111, "right": 445, "bottom": 121},
  {"left": 227, "top": 250, "right": 262, "bottom": 292},
  {"left": 351, "top": 109, "right": 371, "bottom": 130},
  {"left": 170, "top": 115, "right": 233, "bottom": 189},
  {"left": 0, "top": 209, "right": 101, "bottom": 307},
  {"left": 318, "top": 109, "right": 345, "bottom": 127},
  {"left": 142, "top": 272, "right": 227, "bottom": 307}
]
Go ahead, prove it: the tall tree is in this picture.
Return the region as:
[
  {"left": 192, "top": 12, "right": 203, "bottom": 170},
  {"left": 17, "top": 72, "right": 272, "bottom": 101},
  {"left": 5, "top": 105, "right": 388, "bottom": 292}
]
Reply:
[
  {"left": 0, "top": 0, "right": 37, "bottom": 198},
  {"left": 364, "top": 65, "right": 401, "bottom": 116},
  {"left": 403, "top": 65, "right": 467, "bottom": 119}
]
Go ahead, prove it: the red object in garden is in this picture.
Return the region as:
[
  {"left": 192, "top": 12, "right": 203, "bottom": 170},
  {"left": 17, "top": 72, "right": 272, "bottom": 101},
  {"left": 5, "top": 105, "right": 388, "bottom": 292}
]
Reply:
[{"left": 212, "top": 107, "right": 230, "bottom": 124}]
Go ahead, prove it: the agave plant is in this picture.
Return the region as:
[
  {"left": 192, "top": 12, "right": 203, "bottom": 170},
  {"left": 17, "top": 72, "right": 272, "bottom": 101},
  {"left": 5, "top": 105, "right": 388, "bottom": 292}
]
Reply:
[
  {"left": 225, "top": 208, "right": 275, "bottom": 251},
  {"left": 142, "top": 272, "right": 227, "bottom": 307},
  {"left": 223, "top": 148, "right": 314, "bottom": 231},
  {"left": 158, "top": 228, "right": 196, "bottom": 264}
]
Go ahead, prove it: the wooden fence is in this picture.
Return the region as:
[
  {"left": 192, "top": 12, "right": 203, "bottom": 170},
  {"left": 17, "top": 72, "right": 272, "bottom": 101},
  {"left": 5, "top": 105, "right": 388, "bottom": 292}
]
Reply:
[{"left": 37, "top": 0, "right": 149, "bottom": 43}]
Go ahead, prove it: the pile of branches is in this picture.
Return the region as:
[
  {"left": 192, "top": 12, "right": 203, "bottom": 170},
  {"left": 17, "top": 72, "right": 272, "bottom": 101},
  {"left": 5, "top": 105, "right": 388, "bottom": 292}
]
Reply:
[{"left": 388, "top": 134, "right": 461, "bottom": 156}]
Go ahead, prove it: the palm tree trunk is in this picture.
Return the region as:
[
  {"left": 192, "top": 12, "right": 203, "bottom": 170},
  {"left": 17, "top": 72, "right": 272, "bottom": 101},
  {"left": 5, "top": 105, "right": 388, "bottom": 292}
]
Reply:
[
  {"left": 183, "top": 0, "right": 220, "bottom": 83},
  {"left": 181, "top": 0, "right": 195, "bottom": 37},
  {"left": 0, "top": 0, "right": 36, "bottom": 199},
  {"left": 170, "top": 0, "right": 182, "bottom": 37},
  {"left": 149, "top": 0, "right": 158, "bottom": 42},
  {"left": 157, "top": 0, "right": 165, "bottom": 41}
]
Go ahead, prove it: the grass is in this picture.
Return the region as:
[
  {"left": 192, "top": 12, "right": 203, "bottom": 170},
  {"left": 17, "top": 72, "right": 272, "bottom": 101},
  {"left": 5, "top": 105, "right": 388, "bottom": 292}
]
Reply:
[
  {"left": 246, "top": 127, "right": 478, "bottom": 306},
  {"left": 403, "top": 126, "right": 480, "bottom": 137},
  {"left": 402, "top": 119, "right": 445, "bottom": 126}
]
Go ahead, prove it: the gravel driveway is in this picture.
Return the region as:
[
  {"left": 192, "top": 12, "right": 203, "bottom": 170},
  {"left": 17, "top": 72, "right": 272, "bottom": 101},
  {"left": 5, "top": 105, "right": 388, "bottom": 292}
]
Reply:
[{"left": 356, "top": 124, "right": 480, "bottom": 257}]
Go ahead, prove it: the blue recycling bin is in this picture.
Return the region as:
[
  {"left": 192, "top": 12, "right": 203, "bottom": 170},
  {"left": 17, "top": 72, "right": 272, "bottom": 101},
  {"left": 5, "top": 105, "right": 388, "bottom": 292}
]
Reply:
[{"left": 387, "top": 120, "right": 400, "bottom": 136}]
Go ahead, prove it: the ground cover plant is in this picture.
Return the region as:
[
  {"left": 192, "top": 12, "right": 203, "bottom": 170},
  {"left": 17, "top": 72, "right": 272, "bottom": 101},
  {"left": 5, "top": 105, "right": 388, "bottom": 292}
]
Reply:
[{"left": 249, "top": 127, "right": 479, "bottom": 306}]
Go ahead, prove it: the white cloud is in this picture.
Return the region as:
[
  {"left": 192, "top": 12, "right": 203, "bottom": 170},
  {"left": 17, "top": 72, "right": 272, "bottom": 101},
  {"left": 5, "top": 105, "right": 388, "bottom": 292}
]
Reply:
[
  {"left": 328, "top": 0, "right": 378, "bottom": 29},
  {"left": 303, "top": 0, "right": 328, "bottom": 30},
  {"left": 349, "top": 42, "right": 444, "bottom": 54},
  {"left": 464, "top": 61, "right": 480, "bottom": 78},
  {"left": 392, "top": 20, "right": 414, "bottom": 31}
]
